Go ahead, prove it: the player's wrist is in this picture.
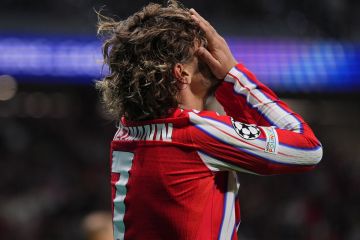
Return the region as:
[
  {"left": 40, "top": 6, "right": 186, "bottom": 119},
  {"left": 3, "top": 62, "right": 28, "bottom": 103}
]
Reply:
[
  {"left": 225, "top": 59, "right": 238, "bottom": 76},
  {"left": 225, "top": 61, "right": 239, "bottom": 75}
]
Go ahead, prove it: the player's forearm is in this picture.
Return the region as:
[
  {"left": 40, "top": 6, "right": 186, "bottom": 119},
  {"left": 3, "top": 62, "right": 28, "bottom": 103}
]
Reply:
[
  {"left": 215, "top": 62, "right": 322, "bottom": 152},
  {"left": 190, "top": 7, "right": 307, "bottom": 133},
  {"left": 189, "top": 8, "right": 322, "bottom": 174},
  {"left": 190, "top": 111, "right": 323, "bottom": 175},
  {"left": 217, "top": 64, "right": 306, "bottom": 131}
]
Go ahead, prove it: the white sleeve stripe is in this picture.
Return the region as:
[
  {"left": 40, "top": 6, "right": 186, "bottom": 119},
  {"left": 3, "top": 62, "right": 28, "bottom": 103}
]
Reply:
[
  {"left": 225, "top": 67, "right": 303, "bottom": 133},
  {"left": 189, "top": 112, "right": 322, "bottom": 166},
  {"left": 197, "top": 150, "right": 259, "bottom": 174},
  {"left": 191, "top": 112, "right": 316, "bottom": 156},
  {"left": 229, "top": 68, "right": 303, "bottom": 132},
  {"left": 202, "top": 115, "right": 321, "bottom": 151},
  {"left": 227, "top": 70, "right": 302, "bottom": 132}
]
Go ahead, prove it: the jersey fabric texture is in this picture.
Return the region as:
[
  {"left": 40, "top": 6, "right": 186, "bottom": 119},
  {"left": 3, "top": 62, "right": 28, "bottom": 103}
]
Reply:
[{"left": 109, "top": 64, "right": 323, "bottom": 240}]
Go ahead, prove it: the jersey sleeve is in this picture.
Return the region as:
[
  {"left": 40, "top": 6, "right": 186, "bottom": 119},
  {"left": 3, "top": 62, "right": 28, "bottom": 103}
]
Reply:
[
  {"left": 189, "top": 64, "right": 323, "bottom": 175},
  {"left": 215, "top": 64, "right": 305, "bottom": 128}
]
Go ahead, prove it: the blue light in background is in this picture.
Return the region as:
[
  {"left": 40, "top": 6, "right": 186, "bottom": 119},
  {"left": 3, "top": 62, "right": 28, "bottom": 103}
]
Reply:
[
  {"left": 0, "top": 35, "right": 359, "bottom": 92},
  {"left": 0, "top": 36, "right": 103, "bottom": 83},
  {"left": 228, "top": 38, "right": 360, "bottom": 92}
]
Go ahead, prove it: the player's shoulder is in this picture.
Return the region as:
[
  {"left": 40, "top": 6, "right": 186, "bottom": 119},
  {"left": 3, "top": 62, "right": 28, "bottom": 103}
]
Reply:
[
  {"left": 192, "top": 109, "right": 222, "bottom": 118},
  {"left": 182, "top": 108, "right": 221, "bottom": 118},
  {"left": 185, "top": 108, "right": 232, "bottom": 126}
]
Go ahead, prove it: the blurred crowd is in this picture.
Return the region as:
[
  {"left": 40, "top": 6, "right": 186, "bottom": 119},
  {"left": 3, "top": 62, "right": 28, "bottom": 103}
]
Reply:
[{"left": 0, "top": 86, "right": 113, "bottom": 239}]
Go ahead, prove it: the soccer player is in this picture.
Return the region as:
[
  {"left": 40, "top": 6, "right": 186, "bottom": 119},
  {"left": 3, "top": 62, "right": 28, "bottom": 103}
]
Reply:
[{"left": 96, "top": 1, "right": 323, "bottom": 239}]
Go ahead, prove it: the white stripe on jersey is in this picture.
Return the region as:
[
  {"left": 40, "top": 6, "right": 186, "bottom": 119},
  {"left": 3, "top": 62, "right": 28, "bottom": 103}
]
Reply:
[
  {"left": 219, "top": 172, "right": 239, "bottom": 240},
  {"left": 112, "top": 151, "right": 135, "bottom": 240},
  {"left": 197, "top": 151, "right": 259, "bottom": 174},
  {"left": 189, "top": 112, "right": 322, "bottom": 166},
  {"left": 225, "top": 67, "right": 303, "bottom": 133}
]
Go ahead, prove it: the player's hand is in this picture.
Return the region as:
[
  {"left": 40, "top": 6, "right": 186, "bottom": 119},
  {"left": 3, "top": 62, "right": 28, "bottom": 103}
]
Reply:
[{"left": 190, "top": 9, "right": 237, "bottom": 79}]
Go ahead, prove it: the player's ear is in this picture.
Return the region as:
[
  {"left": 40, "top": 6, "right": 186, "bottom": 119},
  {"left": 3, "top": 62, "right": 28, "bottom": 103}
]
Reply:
[{"left": 173, "top": 63, "right": 191, "bottom": 84}]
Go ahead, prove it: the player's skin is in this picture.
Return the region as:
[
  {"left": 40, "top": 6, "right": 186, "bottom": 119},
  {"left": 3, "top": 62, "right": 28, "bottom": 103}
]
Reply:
[{"left": 174, "top": 8, "right": 237, "bottom": 111}]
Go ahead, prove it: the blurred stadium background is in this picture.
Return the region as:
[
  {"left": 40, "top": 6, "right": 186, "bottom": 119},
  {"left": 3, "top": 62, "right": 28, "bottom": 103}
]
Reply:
[{"left": 0, "top": 0, "right": 359, "bottom": 239}]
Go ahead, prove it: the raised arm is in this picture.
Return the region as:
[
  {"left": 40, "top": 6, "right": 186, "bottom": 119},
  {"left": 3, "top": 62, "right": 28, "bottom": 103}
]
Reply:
[{"left": 189, "top": 9, "right": 323, "bottom": 175}]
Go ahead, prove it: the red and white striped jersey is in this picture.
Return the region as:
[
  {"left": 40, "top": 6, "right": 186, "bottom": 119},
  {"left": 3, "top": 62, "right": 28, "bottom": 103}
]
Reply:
[{"left": 110, "top": 64, "right": 323, "bottom": 240}]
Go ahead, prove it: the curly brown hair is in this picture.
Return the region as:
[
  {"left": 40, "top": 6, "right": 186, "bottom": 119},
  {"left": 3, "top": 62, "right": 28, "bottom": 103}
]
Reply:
[{"left": 96, "top": 0, "right": 207, "bottom": 121}]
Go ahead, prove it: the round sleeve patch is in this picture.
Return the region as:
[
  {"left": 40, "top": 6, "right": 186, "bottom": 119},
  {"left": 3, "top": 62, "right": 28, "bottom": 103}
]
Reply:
[{"left": 231, "top": 118, "right": 261, "bottom": 140}]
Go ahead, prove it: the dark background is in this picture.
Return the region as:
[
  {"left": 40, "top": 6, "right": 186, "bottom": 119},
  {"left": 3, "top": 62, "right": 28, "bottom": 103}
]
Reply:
[
  {"left": 1, "top": 0, "right": 360, "bottom": 39},
  {"left": 0, "top": 0, "right": 359, "bottom": 239}
]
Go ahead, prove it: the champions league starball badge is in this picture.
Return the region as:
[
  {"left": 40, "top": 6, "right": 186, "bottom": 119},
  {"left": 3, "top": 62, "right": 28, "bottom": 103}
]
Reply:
[{"left": 231, "top": 118, "right": 261, "bottom": 140}]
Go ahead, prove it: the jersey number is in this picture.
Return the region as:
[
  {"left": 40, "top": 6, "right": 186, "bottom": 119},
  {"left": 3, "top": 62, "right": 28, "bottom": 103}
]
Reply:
[{"left": 111, "top": 151, "right": 135, "bottom": 240}]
